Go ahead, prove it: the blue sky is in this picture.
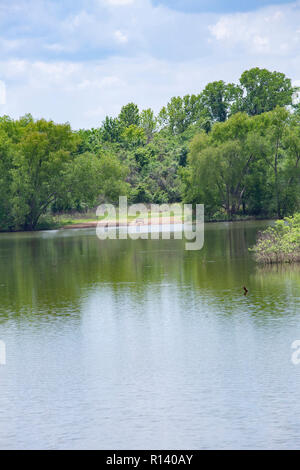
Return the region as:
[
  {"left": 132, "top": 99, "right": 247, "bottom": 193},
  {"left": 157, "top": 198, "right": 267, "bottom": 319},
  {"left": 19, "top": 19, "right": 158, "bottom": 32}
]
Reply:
[
  {"left": 153, "top": 0, "right": 294, "bottom": 13},
  {"left": 0, "top": 0, "right": 299, "bottom": 128}
]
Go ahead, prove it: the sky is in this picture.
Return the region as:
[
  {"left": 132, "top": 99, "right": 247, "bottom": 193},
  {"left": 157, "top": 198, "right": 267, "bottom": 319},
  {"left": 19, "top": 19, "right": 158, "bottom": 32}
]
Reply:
[{"left": 0, "top": 0, "right": 299, "bottom": 128}]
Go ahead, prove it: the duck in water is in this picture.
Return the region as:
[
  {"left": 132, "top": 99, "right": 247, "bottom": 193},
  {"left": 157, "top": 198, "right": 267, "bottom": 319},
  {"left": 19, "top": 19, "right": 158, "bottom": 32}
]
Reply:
[{"left": 243, "top": 286, "right": 249, "bottom": 296}]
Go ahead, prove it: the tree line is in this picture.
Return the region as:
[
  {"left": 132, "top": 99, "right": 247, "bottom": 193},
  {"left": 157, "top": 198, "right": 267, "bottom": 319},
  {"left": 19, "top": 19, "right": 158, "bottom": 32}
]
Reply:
[{"left": 0, "top": 67, "right": 299, "bottom": 231}]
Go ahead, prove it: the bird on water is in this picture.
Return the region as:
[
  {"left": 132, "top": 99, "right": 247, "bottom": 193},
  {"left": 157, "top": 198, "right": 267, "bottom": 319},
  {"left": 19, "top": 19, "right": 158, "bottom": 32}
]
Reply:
[{"left": 243, "top": 286, "right": 249, "bottom": 296}]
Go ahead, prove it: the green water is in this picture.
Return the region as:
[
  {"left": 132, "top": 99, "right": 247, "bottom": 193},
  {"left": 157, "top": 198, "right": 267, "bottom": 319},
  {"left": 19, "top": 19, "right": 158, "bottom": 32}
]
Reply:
[{"left": 0, "top": 221, "right": 300, "bottom": 449}]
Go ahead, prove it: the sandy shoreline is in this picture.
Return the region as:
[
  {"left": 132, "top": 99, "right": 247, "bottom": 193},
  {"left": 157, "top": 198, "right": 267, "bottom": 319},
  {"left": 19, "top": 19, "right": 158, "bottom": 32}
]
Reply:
[{"left": 63, "top": 216, "right": 183, "bottom": 229}]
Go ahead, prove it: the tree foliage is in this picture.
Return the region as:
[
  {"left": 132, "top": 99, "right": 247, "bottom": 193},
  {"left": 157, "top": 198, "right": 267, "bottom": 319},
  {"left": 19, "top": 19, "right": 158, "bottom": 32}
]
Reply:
[
  {"left": 0, "top": 67, "right": 299, "bottom": 231},
  {"left": 239, "top": 67, "right": 295, "bottom": 116},
  {"left": 0, "top": 118, "right": 128, "bottom": 230},
  {"left": 251, "top": 214, "right": 300, "bottom": 263},
  {"left": 182, "top": 108, "right": 300, "bottom": 218}
]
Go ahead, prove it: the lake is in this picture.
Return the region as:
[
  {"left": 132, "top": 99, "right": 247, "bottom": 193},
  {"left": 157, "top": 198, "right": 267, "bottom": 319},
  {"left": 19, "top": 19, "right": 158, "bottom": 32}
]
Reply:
[{"left": 0, "top": 221, "right": 300, "bottom": 450}]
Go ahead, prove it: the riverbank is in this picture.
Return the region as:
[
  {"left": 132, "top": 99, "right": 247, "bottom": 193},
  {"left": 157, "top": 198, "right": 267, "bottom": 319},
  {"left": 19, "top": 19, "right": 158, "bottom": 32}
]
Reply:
[
  {"left": 63, "top": 216, "right": 184, "bottom": 229},
  {"left": 61, "top": 215, "right": 271, "bottom": 230},
  {"left": 0, "top": 214, "right": 272, "bottom": 233}
]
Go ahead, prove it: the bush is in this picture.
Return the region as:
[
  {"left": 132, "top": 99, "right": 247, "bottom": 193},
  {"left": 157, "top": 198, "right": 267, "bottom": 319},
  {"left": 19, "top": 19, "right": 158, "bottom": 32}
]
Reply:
[{"left": 250, "top": 213, "right": 300, "bottom": 263}]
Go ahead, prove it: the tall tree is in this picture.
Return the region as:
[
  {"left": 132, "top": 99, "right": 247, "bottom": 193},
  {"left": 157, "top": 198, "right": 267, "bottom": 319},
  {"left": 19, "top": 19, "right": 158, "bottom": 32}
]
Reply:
[
  {"left": 201, "top": 81, "right": 242, "bottom": 122},
  {"left": 0, "top": 130, "right": 13, "bottom": 230},
  {"left": 262, "top": 107, "right": 292, "bottom": 218},
  {"left": 101, "top": 117, "right": 122, "bottom": 143},
  {"left": 10, "top": 120, "right": 78, "bottom": 230},
  {"left": 183, "top": 113, "right": 268, "bottom": 217},
  {"left": 140, "top": 108, "right": 157, "bottom": 142},
  {"left": 239, "top": 67, "right": 295, "bottom": 116},
  {"left": 119, "top": 103, "right": 140, "bottom": 128},
  {"left": 158, "top": 94, "right": 202, "bottom": 134}
]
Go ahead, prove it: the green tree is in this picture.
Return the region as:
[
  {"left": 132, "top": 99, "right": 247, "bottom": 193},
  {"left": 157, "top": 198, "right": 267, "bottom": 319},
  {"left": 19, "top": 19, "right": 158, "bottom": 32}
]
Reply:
[
  {"left": 281, "top": 115, "right": 300, "bottom": 214},
  {"left": 239, "top": 67, "right": 295, "bottom": 116},
  {"left": 101, "top": 117, "right": 122, "bottom": 143},
  {"left": 63, "top": 153, "right": 129, "bottom": 207},
  {"left": 0, "top": 130, "right": 13, "bottom": 230},
  {"left": 158, "top": 95, "right": 202, "bottom": 134},
  {"left": 183, "top": 113, "right": 268, "bottom": 217},
  {"left": 77, "top": 128, "right": 103, "bottom": 154},
  {"left": 121, "top": 125, "right": 146, "bottom": 149},
  {"left": 201, "top": 81, "right": 242, "bottom": 122},
  {"left": 181, "top": 132, "right": 220, "bottom": 215},
  {"left": 119, "top": 103, "right": 140, "bottom": 128},
  {"left": 10, "top": 120, "right": 78, "bottom": 230},
  {"left": 260, "top": 107, "right": 290, "bottom": 218},
  {"left": 140, "top": 108, "right": 157, "bottom": 142}
]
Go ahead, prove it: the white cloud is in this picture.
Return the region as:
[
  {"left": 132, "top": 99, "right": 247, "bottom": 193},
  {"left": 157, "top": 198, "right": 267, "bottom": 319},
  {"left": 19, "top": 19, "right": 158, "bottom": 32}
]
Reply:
[
  {"left": 0, "top": 56, "right": 231, "bottom": 128},
  {"left": 264, "top": 10, "right": 284, "bottom": 22},
  {"left": 0, "top": 0, "right": 300, "bottom": 128},
  {"left": 253, "top": 35, "right": 270, "bottom": 52},
  {"left": 0, "top": 38, "right": 22, "bottom": 51},
  {"left": 114, "top": 30, "right": 128, "bottom": 43},
  {"left": 84, "top": 105, "right": 105, "bottom": 119},
  {"left": 209, "top": 18, "right": 232, "bottom": 40},
  {"left": 104, "top": 0, "right": 135, "bottom": 5},
  {"left": 209, "top": 2, "right": 300, "bottom": 56}
]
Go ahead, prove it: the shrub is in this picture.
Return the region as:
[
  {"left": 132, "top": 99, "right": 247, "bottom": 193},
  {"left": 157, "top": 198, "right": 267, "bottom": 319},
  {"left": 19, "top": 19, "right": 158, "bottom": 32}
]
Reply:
[{"left": 250, "top": 213, "right": 300, "bottom": 263}]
